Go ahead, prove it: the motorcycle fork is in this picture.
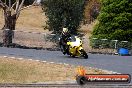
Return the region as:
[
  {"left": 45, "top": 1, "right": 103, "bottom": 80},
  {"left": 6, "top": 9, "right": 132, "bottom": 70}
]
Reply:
[{"left": 74, "top": 46, "right": 82, "bottom": 55}]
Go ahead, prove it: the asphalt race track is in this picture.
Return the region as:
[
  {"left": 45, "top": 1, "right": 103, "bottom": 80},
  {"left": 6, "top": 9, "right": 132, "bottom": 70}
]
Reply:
[
  {"left": 0, "top": 47, "right": 132, "bottom": 74},
  {"left": 0, "top": 47, "right": 132, "bottom": 85}
]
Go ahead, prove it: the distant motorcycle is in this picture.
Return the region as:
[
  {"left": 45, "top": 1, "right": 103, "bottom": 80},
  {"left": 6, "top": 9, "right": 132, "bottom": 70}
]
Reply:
[{"left": 59, "top": 35, "right": 88, "bottom": 59}]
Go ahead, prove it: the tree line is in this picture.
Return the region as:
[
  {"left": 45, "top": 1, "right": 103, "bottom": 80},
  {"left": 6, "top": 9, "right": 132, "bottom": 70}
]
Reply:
[{"left": 1, "top": 0, "right": 131, "bottom": 47}]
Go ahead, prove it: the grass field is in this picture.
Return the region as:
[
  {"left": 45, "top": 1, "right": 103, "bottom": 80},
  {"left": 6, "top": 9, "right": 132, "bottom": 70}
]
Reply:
[{"left": 0, "top": 56, "right": 109, "bottom": 83}]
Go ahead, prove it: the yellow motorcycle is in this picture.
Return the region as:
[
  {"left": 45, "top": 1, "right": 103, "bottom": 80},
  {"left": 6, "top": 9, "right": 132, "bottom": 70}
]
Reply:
[{"left": 60, "top": 35, "right": 88, "bottom": 59}]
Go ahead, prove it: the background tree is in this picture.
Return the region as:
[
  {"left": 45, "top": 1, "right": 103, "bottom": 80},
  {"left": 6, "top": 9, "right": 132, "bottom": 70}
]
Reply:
[
  {"left": 0, "top": 0, "right": 37, "bottom": 46},
  {"left": 84, "top": 0, "right": 101, "bottom": 24},
  {"left": 92, "top": 0, "right": 132, "bottom": 41},
  {"left": 41, "top": 0, "right": 86, "bottom": 34},
  {"left": 1, "top": 0, "right": 34, "bottom": 6}
]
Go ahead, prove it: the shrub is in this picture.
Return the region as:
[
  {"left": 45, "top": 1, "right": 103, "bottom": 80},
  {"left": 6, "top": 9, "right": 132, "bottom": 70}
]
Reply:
[
  {"left": 41, "top": 0, "right": 86, "bottom": 34},
  {"left": 91, "top": 0, "right": 132, "bottom": 43}
]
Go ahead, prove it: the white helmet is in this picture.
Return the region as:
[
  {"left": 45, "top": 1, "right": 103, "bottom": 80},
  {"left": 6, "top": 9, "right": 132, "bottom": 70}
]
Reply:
[{"left": 62, "top": 28, "right": 68, "bottom": 33}]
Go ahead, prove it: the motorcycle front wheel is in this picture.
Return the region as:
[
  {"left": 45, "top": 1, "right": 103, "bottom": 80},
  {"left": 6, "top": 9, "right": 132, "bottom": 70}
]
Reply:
[{"left": 80, "top": 49, "right": 88, "bottom": 59}]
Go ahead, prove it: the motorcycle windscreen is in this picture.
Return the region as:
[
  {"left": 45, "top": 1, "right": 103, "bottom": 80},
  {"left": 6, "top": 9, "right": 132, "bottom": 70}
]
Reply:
[{"left": 69, "top": 38, "right": 81, "bottom": 47}]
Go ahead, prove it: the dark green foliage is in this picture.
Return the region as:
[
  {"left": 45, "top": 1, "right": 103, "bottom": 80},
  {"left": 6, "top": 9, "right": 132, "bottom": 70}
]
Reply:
[
  {"left": 89, "top": 38, "right": 101, "bottom": 48},
  {"left": 24, "top": 0, "right": 34, "bottom": 5},
  {"left": 118, "top": 41, "right": 131, "bottom": 49},
  {"left": 109, "top": 40, "right": 118, "bottom": 49},
  {"left": 110, "top": 30, "right": 132, "bottom": 41},
  {"left": 41, "top": 0, "right": 85, "bottom": 34},
  {"left": 92, "top": 0, "right": 132, "bottom": 41},
  {"left": 90, "top": 37, "right": 132, "bottom": 49},
  {"left": 90, "top": 37, "right": 110, "bottom": 49}
]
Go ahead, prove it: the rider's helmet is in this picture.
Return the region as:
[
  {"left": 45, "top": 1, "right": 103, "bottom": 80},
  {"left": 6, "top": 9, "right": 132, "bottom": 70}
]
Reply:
[{"left": 62, "top": 28, "right": 68, "bottom": 35}]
